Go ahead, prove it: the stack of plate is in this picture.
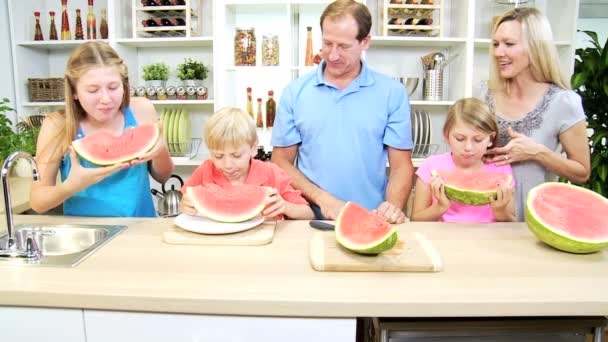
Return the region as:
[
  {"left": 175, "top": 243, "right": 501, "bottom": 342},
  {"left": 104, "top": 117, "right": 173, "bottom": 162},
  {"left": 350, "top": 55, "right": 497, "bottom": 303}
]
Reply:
[
  {"left": 410, "top": 108, "right": 433, "bottom": 157},
  {"left": 159, "top": 107, "right": 191, "bottom": 155}
]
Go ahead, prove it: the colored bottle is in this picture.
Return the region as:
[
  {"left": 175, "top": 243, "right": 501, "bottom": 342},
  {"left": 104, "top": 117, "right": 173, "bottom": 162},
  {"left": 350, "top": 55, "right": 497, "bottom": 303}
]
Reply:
[
  {"left": 87, "top": 0, "right": 97, "bottom": 40},
  {"left": 256, "top": 98, "right": 264, "bottom": 128},
  {"left": 246, "top": 87, "right": 254, "bottom": 119},
  {"left": 305, "top": 26, "right": 314, "bottom": 66},
  {"left": 75, "top": 9, "right": 84, "bottom": 40},
  {"left": 34, "top": 12, "right": 44, "bottom": 41},
  {"left": 100, "top": 8, "right": 108, "bottom": 39},
  {"left": 49, "top": 11, "right": 58, "bottom": 40},
  {"left": 265, "top": 90, "right": 276, "bottom": 128},
  {"left": 61, "top": 0, "right": 71, "bottom": 40}
]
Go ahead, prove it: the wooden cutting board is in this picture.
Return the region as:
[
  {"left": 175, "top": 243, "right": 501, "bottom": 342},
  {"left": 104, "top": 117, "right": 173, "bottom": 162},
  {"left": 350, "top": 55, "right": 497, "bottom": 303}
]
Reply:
[
  {"left": 309, "top": 231, "right": 443, "bottom": 272},
  {"left": 163, "top": 221, "right": 276, "bottom": 246}
]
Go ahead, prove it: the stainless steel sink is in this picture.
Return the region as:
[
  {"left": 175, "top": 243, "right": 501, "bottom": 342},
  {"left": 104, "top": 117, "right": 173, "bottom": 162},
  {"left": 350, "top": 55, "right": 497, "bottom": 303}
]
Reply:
[{"left": 0, "top": 224, "right": 126, "bottom": 267}]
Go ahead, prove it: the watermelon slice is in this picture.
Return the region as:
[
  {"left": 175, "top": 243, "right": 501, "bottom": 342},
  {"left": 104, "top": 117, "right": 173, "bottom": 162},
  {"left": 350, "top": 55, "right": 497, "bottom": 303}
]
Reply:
[
  {"left": 186, "top": 184, "right": 268, "bottom": 223},
  {"left": 335, "top": 202, "right": 398, "bottom": 255},
  {"left": 433, "top": 169, "right": 512, "bottom": 205},
  {"left": 525, "top": 182, "right": 608, "bottom": 253},
  {"left": 72, "top": 124, "right": 159, "bottom": 166}
]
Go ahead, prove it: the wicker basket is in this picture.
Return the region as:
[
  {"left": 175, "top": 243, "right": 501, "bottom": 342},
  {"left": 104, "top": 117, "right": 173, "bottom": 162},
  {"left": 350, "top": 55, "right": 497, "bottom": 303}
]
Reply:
[{"left": 28, "top": 78, "right": 65, "bottom": 102}]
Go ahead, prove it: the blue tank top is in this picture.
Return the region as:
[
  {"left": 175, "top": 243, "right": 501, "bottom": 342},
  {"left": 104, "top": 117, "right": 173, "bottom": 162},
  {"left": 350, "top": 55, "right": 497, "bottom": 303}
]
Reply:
[{"left": 60, "top": 107, "right": 156, "bottom": 217}]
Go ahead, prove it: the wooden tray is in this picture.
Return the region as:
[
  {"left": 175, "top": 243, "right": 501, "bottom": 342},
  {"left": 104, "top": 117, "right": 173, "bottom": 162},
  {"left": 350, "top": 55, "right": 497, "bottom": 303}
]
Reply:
[
  {"left": 163, "top": 221, "right": 276, "bottom": 246},
  {"left": 309, "top": 230, "right": 442, "bottom": 272}
]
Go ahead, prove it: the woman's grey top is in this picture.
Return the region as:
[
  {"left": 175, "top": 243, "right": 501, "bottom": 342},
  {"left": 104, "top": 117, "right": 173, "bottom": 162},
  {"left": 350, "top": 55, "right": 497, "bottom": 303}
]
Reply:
[{"left": 484, "top": 85, "right": 586, "bottom": 221}]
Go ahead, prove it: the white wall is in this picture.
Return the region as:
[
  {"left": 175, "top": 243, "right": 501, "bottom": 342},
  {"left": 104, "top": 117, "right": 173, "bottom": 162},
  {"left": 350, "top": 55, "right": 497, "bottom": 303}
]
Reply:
[{"left": 576, "top": 18, "right": 608, "bottom": 49}]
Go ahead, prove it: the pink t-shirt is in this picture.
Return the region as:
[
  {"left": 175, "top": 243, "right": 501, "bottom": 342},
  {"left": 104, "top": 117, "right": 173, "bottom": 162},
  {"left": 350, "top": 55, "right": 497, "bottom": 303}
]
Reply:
[{"left": 416, "top": 152, "right": 514, "bottom": 223}]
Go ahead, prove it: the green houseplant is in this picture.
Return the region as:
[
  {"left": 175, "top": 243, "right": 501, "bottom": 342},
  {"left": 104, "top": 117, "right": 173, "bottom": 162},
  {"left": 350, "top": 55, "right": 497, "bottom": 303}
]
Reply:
[
  {"left": 571, "top": 31, "right": 608, "bottom": 197},
  {"left": 0, "top": 98, "right": 19, "bottom": 163},
  {"left": 142, "top": 62, "right": 169, "bottom": 85},
  {"left": 176, "top": 58, "right": 209, "bottom": 86}
]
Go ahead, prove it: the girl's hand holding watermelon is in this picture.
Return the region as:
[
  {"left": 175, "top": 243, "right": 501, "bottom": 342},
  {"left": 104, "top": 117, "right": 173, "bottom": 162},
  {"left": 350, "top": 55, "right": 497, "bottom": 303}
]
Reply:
[
  {"left": 64, "top": 146, "right": 129, "bottom": 191},
  {"left": 429, "top": 173, "right": 451, "bottom": 215},
  {"left": 489, "top": 180, "right": 516, "bottom": 222},
  {"left": 129, "top": 122, "right": 167, "bottom": 167}
]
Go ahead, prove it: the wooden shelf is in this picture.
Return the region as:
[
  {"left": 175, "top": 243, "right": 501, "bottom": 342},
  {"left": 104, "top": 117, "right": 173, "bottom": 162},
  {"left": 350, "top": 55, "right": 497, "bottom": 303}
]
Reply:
[
  {"left": 116, "top": 37, "right": 213, "bottom": 48},
  {"left": 18, "top": 40, "right": 110, "bottom": 50}
]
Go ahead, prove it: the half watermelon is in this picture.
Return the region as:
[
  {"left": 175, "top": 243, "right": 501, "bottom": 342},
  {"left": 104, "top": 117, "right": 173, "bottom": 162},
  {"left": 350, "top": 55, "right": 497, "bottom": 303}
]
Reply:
[
  {"left": 335, "top": 202, "right": 398, "bottom": 255},
  {"left": 433, "top": 169, "right": 512, "bottom": 205},
  {"left": 186, "top": 183, "right": 268, "bottom": 223},
  {"left": 72, "top": 123, "right": 160, "bottom": 166},
  {"left": 525, "top": 182, "right": 608, "bottom": 253}
]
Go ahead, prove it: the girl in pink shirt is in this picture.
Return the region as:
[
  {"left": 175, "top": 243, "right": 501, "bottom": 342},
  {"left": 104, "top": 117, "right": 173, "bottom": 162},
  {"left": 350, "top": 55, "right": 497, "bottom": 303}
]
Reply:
[
  {"left": 180, "top": 107, "right": 314, "bottom": 220},
  {"left": 411, "top": 98, "right": 516, "bottom": 222}
]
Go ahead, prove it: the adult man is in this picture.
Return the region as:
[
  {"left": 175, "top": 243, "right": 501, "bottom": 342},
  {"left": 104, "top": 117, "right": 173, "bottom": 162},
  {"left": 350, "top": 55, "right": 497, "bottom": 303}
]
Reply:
[{"left": 271, "top": 0, "right": 414, "bottom": 223}]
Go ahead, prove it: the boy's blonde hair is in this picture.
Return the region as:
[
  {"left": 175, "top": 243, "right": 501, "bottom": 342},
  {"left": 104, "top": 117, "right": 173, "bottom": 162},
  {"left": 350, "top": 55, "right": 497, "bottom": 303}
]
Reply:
[
  {"left": 204, "top": 107, "right": 258, "bottom": 151},
  {"left": 489, "top": 7, "right": 569, "bottom": 93},
  {"left": 443, "top": 98, "right": 499, "bottom": 147}
]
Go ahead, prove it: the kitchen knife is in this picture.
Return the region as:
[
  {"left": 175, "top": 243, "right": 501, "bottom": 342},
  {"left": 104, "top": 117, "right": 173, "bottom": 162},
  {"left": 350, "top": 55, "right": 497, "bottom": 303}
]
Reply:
[{"left": 309, "top": 220, "right": 335, "bottom": 231}]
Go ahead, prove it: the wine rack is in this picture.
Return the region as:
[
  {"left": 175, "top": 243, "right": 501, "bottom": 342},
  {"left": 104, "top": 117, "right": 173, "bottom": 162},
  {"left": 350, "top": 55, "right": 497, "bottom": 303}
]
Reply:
[
  {"left": 378, "top": 0, "right": 443, "bottom": 37},
  {"left": 131, "top": 0, "right": 202, "bottom": 38}
]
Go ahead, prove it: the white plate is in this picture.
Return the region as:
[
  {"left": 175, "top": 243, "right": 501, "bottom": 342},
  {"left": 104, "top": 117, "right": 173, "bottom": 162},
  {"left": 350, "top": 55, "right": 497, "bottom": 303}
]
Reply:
[{"left": 174, "top": 214, "right": 264, "bottom": 235}]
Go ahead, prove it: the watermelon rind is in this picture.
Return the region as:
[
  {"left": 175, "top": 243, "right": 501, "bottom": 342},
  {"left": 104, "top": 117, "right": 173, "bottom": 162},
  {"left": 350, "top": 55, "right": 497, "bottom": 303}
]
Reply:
[
  {"left": 525, "top": 182, "right": 608, "bottom": 254},
  {"left": 72, "top": 124, "right": 160, "bottom": 166},
  {"left": 432, "top": 170, "right": 511, "bottom": 205},
  {"left": 186, "top": 186, "right": 267, "bottom": 223},
  {"left": 335, "top": 202, "right": 398, "bottom": 255}
]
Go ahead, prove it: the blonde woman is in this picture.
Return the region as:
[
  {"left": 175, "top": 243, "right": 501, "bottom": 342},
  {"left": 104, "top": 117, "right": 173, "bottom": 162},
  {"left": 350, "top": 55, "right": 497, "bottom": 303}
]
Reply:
[
  {"left": 179, "top": 107, "right": 314, "bottom": 220},
  {"left": 484, "top": 7, "right": 590, "bottom": 221},
  {"left": 31, "top": 41, "right": 173, "bottom": 216}
]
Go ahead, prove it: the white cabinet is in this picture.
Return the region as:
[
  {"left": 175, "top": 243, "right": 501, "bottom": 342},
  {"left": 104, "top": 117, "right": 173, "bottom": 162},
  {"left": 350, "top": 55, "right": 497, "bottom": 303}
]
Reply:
[
  {"left": 84, "top": 309, "right": 356, "bottom": 342},
  {"left": 8, "top": 0, "right": 580, "bottom": 163},
  {"left": 0, "top": 306, "right": 86, "bottom": 342}
]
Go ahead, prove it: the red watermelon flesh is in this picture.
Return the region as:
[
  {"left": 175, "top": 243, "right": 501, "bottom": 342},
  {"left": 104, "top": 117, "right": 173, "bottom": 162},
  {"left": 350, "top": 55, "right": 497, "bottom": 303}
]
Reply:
[
  {"left": 335, "top": 202, "right": 398, "bottom": 255},
  {"left": 187, "top": 183, "right": 268, "bottom": 223},
  {"left": 72, "top": 124, "right": 159, "bottom": 166},
  {"left": 529, "top": 184, "right": 608, "bottom": 240}
]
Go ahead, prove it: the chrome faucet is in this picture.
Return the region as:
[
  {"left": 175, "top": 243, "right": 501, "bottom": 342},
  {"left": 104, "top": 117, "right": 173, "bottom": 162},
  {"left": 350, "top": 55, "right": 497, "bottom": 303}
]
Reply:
[{"left": 0, "top": 151, "right": 40, "bottom": 258}]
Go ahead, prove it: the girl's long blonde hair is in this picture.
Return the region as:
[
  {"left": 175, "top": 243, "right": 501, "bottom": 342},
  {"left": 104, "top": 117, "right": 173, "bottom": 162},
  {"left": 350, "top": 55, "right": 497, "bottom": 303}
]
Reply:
[{"left": 489, "top": 7, "right": 569, "bottom": 93}]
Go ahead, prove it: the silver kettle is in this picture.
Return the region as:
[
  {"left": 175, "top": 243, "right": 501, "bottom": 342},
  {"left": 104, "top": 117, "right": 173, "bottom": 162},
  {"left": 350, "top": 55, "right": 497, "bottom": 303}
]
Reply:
[{"left": 151, "top": 174, "right": 184, "bottom": 217}]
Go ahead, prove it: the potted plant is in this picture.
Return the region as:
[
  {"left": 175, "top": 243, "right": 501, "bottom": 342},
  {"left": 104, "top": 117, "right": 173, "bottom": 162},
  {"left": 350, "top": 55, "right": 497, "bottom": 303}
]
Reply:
[
  {"left": 142, "top": 62, "right": 169, "bottom": 87},
  {"left": 176, "top": 58, "right": 209, "bottom": 87},
  {"left": 571, "top": 30, "right": 608, "bottom": 197},
  {"left": 0, "top": 98, "right": 18, "bottom": 164}
]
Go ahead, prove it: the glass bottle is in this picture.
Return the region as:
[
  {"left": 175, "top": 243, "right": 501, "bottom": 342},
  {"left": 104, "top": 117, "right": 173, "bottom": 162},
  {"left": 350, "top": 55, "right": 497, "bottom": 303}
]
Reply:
[
  {"left": 305, "top": 26, "right": 314, "bottom": 66},
  {"left": 265, "top": 90, "right": 276, "bottom": 128},
  {"left": 75, "top": 9, "right": 84, "bottom": 40},
  {"left": 100, "top": 8, "right": 108, "bottom": 39},
  {"left": 87, "top": 0, "right": 97, "bottom": 40},
  {"left": 256, "top": 98, "right": 264, "bottom": 128},
  {"left": 246, "top": 87, "right": 254, "bottom": 118},
  {"left": 49, "top": 11, "right": 58, "bottom": 40},
  {"left": 34, "top": 12, "right": 44, "bottom": 41},
  {"left": 234, "top": 28, "right": 256, "bottom": 66},
  {"left": 61, "top": 0, "right": 71, "bottom": 40}
]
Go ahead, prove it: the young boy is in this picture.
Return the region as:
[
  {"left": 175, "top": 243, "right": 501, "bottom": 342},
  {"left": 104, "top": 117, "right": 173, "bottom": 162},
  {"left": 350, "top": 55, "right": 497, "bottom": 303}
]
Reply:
[{"left": 180, "top": 107, "right": 314, "bottom": 220}]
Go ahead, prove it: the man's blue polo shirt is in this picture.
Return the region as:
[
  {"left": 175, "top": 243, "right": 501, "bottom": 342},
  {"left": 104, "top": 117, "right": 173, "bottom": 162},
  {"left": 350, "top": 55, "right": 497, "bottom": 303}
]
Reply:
[{"left": 271, "top": 61, "right": 413, "bottom": 210}]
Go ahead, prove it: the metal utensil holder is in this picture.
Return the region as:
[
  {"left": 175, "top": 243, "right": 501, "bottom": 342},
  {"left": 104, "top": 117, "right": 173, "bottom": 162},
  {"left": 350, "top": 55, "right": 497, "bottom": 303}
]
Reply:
[{"left": 423, "top": 69, "right": 443, "bottom": 101}]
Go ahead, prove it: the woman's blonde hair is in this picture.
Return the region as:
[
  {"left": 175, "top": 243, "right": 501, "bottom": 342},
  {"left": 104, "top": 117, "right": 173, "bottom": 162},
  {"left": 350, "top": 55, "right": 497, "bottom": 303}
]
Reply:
[
  {"left": 443, "top": 98, "right": 499, "bottom": 147},
  {"left": 489, "top": 7, "right": 569, "bottom": 93},
  {"left": 204, "top": 107, "right": 258, "bottom": 151}
]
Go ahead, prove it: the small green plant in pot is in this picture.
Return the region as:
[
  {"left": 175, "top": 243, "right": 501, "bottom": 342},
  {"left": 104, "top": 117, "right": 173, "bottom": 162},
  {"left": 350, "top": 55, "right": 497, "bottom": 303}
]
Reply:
[
  {"left": 176, "top": 58, "right": 209, "bottom": 86},
  {"left": 0, "top": 98, "right": 18, "bottom": 164},
  {"left": 571, "top": 31, "right": 608, "bottom": 197},
  {"left": 142, "top": 62, "right": 169, "bottom": 86}
]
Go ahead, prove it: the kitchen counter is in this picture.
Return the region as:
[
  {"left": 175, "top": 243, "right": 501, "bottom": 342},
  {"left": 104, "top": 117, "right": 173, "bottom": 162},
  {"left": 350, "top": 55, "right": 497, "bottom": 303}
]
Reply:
[
  {"left": 0, "top": 177, "right": 32, "bottom": 214},
  {"left": 0, "top": 215, "right": 607, "bottom": 318}
]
